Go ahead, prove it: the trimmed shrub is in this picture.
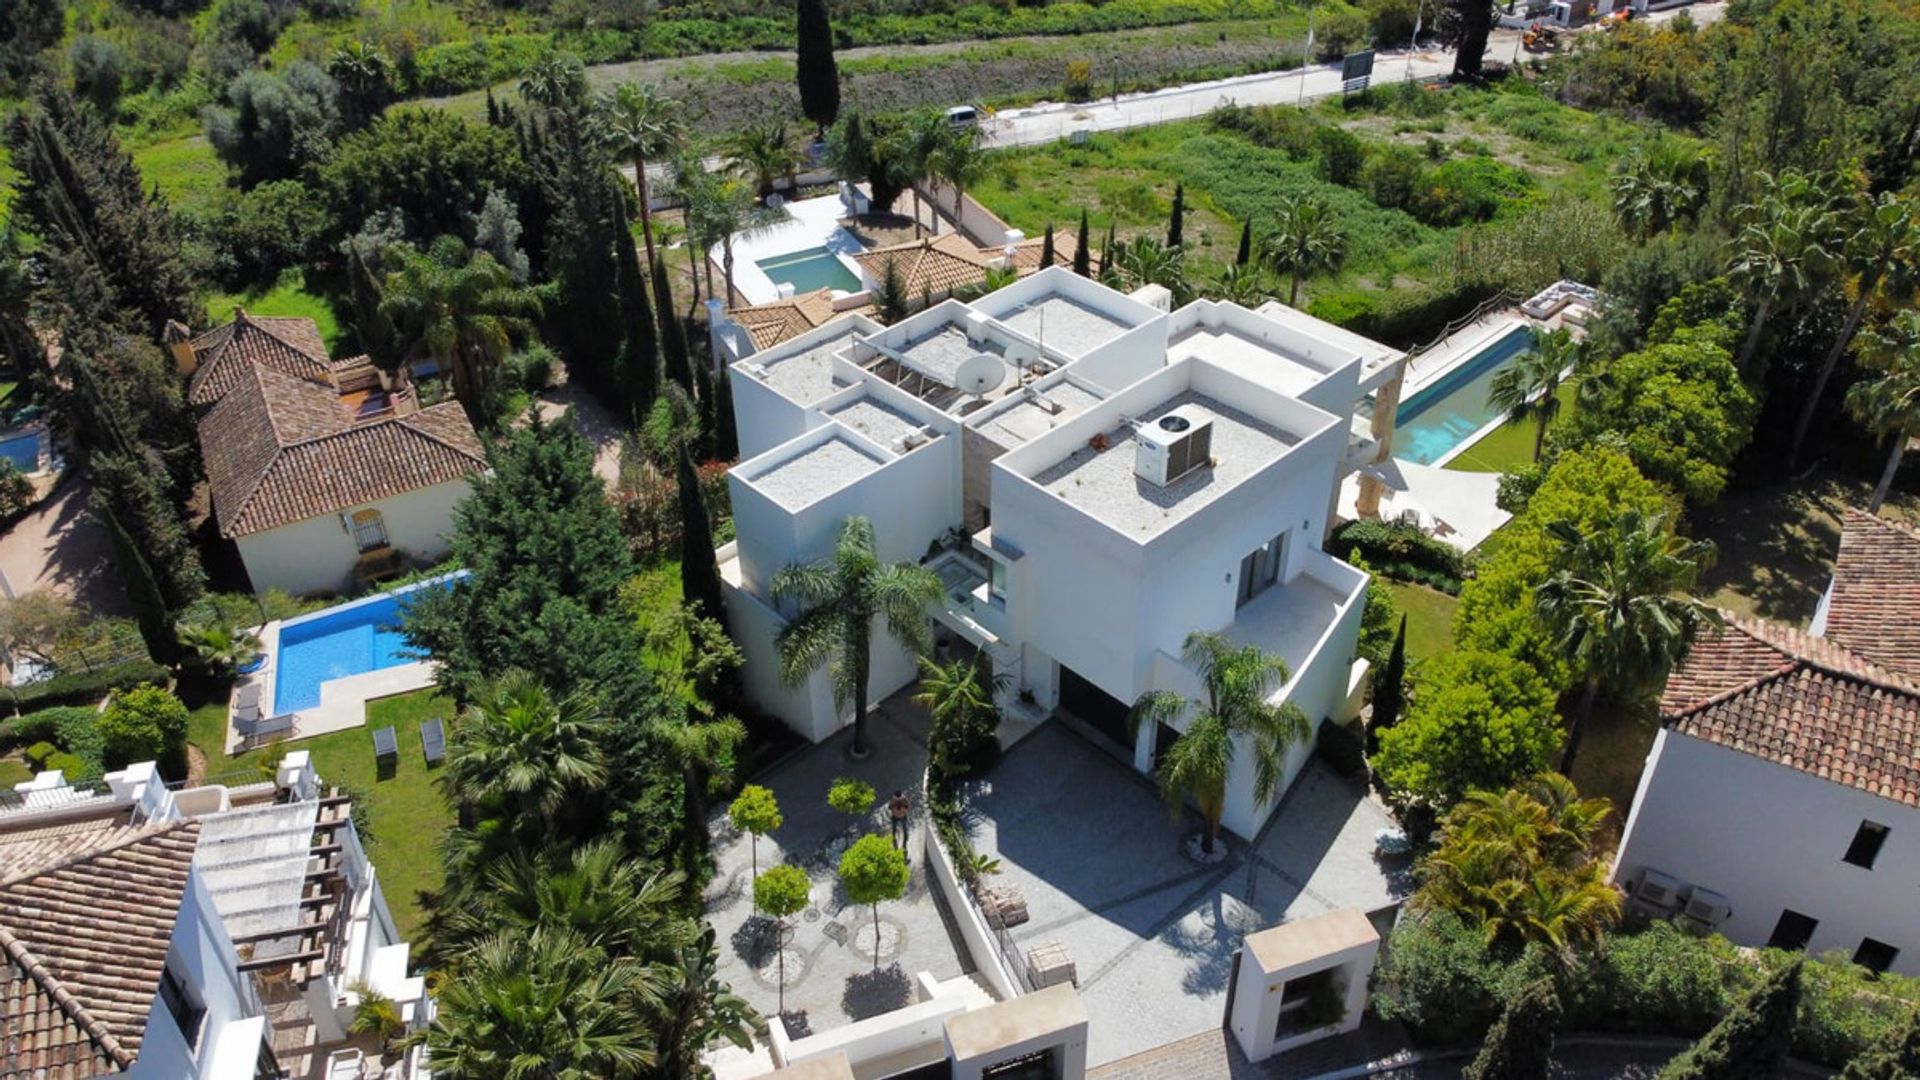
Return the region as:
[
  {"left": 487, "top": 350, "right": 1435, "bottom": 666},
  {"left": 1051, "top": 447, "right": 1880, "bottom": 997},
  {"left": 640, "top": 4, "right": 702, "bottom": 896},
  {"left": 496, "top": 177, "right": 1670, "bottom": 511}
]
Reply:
[
  {"left": 1465, "top": 978, "right": 1562, "bottom": 1080},
  {"left": 1329, "top": 519, "right": 1466, "bottom": 592},
  {"left": 97, "top": 684, "right": 189, "bottom": 770},
  {"left": 1657, "top": 961, "right": 1801, "bottom": 1079},
  {"left": 8, "top": 658, "right": 172, "bottom": 711}
]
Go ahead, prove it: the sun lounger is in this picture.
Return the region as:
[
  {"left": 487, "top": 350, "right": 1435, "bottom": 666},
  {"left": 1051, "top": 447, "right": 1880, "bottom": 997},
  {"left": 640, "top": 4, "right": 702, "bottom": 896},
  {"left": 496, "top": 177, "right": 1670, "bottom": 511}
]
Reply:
[
  {"left": 233, "top": 683, "right": 262, "bottom": 710},
  {"left": 420, "top": 717, "right": 446, "bottom": 765},
  {"left": 372, "top": 725, "right": 398, "bottom": 763}
]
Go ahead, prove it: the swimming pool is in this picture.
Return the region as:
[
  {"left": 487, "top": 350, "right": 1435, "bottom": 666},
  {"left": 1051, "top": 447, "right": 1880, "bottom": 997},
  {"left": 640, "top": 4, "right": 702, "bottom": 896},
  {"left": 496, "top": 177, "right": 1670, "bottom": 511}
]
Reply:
[
  {"left": 0, "top": 428, "right": 44, "bottom": 473},
  {"left": 272, "top": 573, "right": 460, "bottom": 712},
  {"left": 757, "top": 247, "right": 862, "bottom": 295},
  {"left": 1393, "top": 325, "right": 1536, "bottom": 466}
]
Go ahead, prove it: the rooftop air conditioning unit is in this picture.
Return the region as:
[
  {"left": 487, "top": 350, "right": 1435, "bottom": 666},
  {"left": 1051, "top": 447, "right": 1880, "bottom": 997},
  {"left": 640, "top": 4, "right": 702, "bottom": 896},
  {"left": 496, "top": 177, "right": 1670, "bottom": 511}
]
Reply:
[
  {"left": 1633, "top": 869, "right": 1683, "bottom": 909},
  {"left": 1679, "top": 886, "right": 1731, "bottom": 929},
  {"left": 1133, "top": 405, "right": 1213, "bottom": 487}
]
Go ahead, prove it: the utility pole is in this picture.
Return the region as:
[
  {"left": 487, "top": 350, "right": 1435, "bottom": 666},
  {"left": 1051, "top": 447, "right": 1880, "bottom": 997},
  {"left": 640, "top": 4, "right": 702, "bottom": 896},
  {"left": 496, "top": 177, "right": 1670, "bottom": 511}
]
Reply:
[
  {"left": 1111, "top": 52, "right": 1121, "bottom": 102},
  {"left": 1297, "top": 1, "right": 1317, "bottom": 106}
]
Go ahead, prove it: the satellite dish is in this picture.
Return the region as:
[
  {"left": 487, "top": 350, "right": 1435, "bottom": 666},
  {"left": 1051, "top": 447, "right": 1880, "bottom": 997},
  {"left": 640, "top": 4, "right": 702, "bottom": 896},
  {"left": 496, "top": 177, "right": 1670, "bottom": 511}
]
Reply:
[{"left": 955, "top": 353, "right": 1008, "bottom": 397}]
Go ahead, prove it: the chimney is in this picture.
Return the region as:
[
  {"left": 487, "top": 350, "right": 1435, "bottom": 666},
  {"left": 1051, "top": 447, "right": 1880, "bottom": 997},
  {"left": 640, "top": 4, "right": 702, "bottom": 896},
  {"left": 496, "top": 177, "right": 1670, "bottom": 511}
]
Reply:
[{"left": 163, "top": 319, "right": 196, "bottom": 376}]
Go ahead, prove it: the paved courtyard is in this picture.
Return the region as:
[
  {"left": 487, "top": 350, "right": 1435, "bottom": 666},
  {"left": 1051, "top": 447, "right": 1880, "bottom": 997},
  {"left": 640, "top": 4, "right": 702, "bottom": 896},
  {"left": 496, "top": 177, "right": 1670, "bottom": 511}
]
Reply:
[
  {"left": 966, "top": 722, "right": 1413, "bottom": 1067},
  {"left": 702, "top": 698, "right": 974, "bottom": 1039}
]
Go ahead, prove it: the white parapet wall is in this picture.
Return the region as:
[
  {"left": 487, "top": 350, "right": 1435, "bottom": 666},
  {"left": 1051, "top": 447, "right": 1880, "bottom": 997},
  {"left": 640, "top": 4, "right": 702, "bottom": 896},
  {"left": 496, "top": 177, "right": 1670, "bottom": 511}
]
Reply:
[
  {"left": 922, "top": 798, "right": 1024, "bottom": 1002},
  {"left": 1229, "top": 907, "right": 1379, "bottom": 1062},
  {"left": 772, "top": 976, "right": 971, "bottom": 1075},
  {"left": 945, "top": 984, "right": 1089, "bottom": 1080}
]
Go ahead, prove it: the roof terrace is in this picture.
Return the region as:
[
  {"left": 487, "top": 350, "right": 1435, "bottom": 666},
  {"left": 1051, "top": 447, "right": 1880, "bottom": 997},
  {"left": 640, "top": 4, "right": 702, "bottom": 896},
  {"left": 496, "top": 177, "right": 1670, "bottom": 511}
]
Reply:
[
  {"left": 740, "top": 323, "right": 862, "bottom": 405},
  {"left": 1029, "top": 390, "right": 1297, "bottom": 539},
  {"left": 850, "top": 303, "right": 1055, "bottom": 415},
  {"left": 824, "top": 394, "right": 924, "bottom": 451},
  {"left": 966, "top": 267, "right": 1163, "bottom": 359},
  {"left": 995, "top": 295, "right": 1131, "bottom": 355},
  {"left": 969, "top": 378, "right": 1105, "bottom": 448},
  {"left": 748, "top": 434, "right": 890, "bottom": 510}
]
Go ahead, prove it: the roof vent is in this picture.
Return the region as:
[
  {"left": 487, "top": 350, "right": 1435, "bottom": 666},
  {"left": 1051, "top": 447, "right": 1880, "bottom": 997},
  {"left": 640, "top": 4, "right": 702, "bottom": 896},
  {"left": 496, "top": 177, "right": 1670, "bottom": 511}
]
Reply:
[{"left": 1133, "top": 405, "right": 1213, "bottom": 487}]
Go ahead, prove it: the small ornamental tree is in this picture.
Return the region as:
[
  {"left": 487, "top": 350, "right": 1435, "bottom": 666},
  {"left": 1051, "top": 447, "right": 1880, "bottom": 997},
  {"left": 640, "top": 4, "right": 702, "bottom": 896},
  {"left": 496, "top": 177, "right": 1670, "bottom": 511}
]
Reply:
[
  {"left": 754, "top": 864, "right": 811, "bottom": 1012},
  {"left": 1039, "top": 223, "right": 1055, "bottom": 268},
  {"left": 1464, "top": 978, "right": 1562, "bottom": 1080},
  {"left": 828, "top": 777, "right": 876, "bottom": 831},
  {"left": 1657, "top": 960, "right": 1802, "bottom": 1080},
  {"left": 729, "top": 784, "right": 782, "bottom": 908},
  {"left": 839, "top": 834, "right": 910, "bottom": 967}
]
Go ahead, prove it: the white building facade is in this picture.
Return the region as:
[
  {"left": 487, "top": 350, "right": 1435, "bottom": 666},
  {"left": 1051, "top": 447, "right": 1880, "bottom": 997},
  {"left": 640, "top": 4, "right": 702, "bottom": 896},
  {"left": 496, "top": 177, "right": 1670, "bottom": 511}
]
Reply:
[{"left": 721, "top": 268, "right": 1404, "bottom": 839}]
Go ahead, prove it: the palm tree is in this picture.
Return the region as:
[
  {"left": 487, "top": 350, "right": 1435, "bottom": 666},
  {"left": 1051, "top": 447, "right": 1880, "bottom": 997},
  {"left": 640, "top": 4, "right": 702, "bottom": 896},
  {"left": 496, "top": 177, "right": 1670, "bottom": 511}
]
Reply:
[
  {"left": 653, "top": 927, "right": 755, "bottom": 1080},
  {"left": 685, "top": 173, "right": 776, "bottom": 305},
  {"left": 1104, "top": 236, "right": 1193, "bottom": 306},
  {"left": 659, "top": 712, "right": 746, "bottom": 872},
  {"left": 1608, "top": 143, "right": 1707, "bottom": 238},
  {"left": 1535, "top": 511, "right": 1721, "bottom": 773},
  {"left": 1725, "top": 173, "right": 1839, "bottom": 375},
  {"left": 914, "top": 654, "right": 1008, "bottom": 781},
  {"left": 929, "top": 122, "right": 990, "bottom": 221},
  {"left": 895, "top": 111, "right": 951, "bottom": 236},
  {"left": 440, "top": 670, "right": 609, "bottom": 839},
  {"left": 1847, "top": 309, "right": 1920, "bottom": 513},
  {"left": 379, "top": 239, "right": 539, "bottom": 422},
  {"left": 1418, "top": 773, "right": 1620, "bottom": 955},
  {"left": 1789, "top": 191, "right": 1919, "bottom": 468},
  {"left": 1262, "top": 195, "right": 1347, "bottom": 307},
  {"left": 1127, "top": 631, "right": 1311, "bottom": 856},
  {"left": 722, "top": 121, "right": 803, "bottom": 201},
  {"left": 772, "top": 517, "right": 943, "bottom": 757},
  {"left": 518, "top": 54, "right": 589, "bottom": 113},
  {"left": 326, "top": 42, "right": 392, "bottom": 129},
  {"left": 1487, "top": 327, "right": 1581, "bottom": 463},
  {"left": 413, "top": 929, "right": 664, "bottom": 1078},
  {"left": 1205, "top": 262, "right": 1274, "bottom": 307},
  {"left": 437, "top": 840, "right": 692, "bottom": 962},
  {"left": 175, "top": 617, "right": 261, "bottom": 676},
  {"left": 596, "top": 82, "right": 686, "bottom": 273}
]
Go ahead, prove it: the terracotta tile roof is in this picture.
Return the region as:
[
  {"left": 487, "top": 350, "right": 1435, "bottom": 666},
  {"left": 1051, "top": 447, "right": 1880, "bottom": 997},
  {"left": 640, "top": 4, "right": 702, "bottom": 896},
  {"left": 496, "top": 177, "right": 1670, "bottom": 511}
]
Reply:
[
  {"left": 731, "top": 289, "right": 846, "bottom": 352},
  {"left": 0, "top": 821, "right": 202, "bottom": 1077},
  {"left": 186, "top": 311, "right": 334, "bottom": 408},
  {"left": 1823, "top": 508, "right": 1920, "bottom": 681},
  {"left": 1662, "top": 615, "right": 1920, "bottom": 807},
  {"left": 200, "top": 362, "right": 488, "bottom": 538},
  {"left": 853, "top": 233, "right": 998, "bottom": 298}
]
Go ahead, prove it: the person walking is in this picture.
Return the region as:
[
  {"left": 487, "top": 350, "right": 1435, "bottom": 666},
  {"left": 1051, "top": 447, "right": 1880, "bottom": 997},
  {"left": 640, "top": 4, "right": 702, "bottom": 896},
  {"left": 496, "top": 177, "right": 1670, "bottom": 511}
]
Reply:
[{"left": 887, "top": 789, "right": 912, "bottom": 850}]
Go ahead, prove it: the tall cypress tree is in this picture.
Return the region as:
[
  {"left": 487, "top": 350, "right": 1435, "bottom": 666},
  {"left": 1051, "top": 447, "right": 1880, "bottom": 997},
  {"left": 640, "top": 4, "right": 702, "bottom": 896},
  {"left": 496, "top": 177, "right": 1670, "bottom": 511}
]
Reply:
[
  {"left": 653, "top": 256, "right": 696, "bottom": 400},
  {"left": 1166, "top": 183, "right": 1185, "bottom": 248},
  {"left": 1367, "top": 614, "right": 1407, "bottom": 759},
  {"left": 91, "top": 450, "right": 206, "bottom": 609},
  {"left": 796, "top": 0, "right": 841, "bottom": 137},
  {"left": 1658, "top": 961, "right": 1801, "bottom": 1080},
  {"left": 1236, "top": 218, "right": 1253, "bottom": 266},
  {"left": 612, "top": 194, "right": 660, "bottom": 416},
  {"left": 1464, "top": 979, "right": 1561, "bottom": 1080},
  {"left": 1039, "top": 223, "right": 1055, "bottom": 269},
  {"left": 678, "top": 443, "right": 725, "bottom": 621},
  {"left": 96, "top": 499, "right": 179, "bottom": 666},
  {"left": 1071, "top": 210, "right": 1091, "bottom": 277},
  {"left": 1099, "top": 220, "right": 1116, "bottom": 277}
]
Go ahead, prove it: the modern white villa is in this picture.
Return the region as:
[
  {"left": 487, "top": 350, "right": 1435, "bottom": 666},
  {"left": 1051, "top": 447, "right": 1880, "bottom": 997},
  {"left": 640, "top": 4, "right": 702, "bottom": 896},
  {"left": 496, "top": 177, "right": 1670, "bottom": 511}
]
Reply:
[
  {"left": 1613, "top": 510, "right": 1920, "bottom": 976},
  {"left": 168, "top": 311, "right": 488, "bottom": 597},
  {"left": 1, "top": 752, "right": 428, "bottom": 1077},
  {"left": 721, "top": 267, "right": 1407, "bottom": 839}
]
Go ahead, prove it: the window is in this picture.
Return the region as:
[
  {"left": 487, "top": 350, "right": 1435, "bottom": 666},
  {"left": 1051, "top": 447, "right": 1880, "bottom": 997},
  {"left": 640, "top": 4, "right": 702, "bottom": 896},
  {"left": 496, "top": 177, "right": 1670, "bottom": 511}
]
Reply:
[
  {"left": 1235, "top": 532, "right": 1288, "bottom": 608},
  {"left": 1854, "top": 938, "right": 1900, "bottom": 975},
  {"left": 1767, "top": 909, "right": 1819, "bottom": 951},
  {"left": 1843, "top": 821, "right": 1889, "bottom": 868},
  {"left": 157, "top": 963, "right": 205, "bottom": 1050},
  {"left": 349, "top": 508, "right": 388, "bottom": 552},
  {"left": 988, "top": 560, "right": 1008, "bottom": 609}
]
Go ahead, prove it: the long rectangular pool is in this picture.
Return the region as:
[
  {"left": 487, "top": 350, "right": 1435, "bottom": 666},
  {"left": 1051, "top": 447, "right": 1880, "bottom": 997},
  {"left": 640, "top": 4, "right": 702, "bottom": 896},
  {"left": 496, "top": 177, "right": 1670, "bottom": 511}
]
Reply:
[
  {"left": 1393, "top": 324, "right": 1536, "bottom": 466},
  {"left": 757, "top": 246, "right": 862, "bottom": 295},
  {"left": 272, "top": 574, "right": 460, "bottom": 713}
]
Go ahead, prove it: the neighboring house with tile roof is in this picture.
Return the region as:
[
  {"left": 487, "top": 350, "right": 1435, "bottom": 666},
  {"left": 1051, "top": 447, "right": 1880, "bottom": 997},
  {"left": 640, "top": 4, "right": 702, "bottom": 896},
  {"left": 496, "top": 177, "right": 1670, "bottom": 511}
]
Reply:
[
  {"left": 170, "top": 311, "right": 488, "bottom": 596},
  {"left": 0, "top": 756, "right": 431, "bottom": 1078},
  {"left": 1614, "top": 511, "right": 1920, "bottom": 976}
]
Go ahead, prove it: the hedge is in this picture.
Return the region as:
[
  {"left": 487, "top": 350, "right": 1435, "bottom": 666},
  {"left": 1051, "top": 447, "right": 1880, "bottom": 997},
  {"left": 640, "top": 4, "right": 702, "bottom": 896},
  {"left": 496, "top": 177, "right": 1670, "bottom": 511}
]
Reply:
[
  {"left": 1330, "top": 519, "right": 1467, "bottom": 594},
  {"left": 0, "top": 706, "right": 105, "bottom": 778},
  {"left": 1374, "top": 913, "right": 1920, "bottom": 1070},
  {"left": 5, "top": 659, "right": 171, "bottom": 713}
]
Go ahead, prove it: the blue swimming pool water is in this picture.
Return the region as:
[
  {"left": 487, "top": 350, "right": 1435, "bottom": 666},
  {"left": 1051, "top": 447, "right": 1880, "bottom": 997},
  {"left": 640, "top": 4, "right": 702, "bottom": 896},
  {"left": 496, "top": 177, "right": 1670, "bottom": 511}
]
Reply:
[
  {"left": 272, "top": 575, "right": 459, "bottom": 712},
  {"left": 1393, "top": 325, "right": 1536, "bottom": 466},
  {"left": 0, "top": 429, "right": 43, "bottom": 472},
  {"left": 758, "top": 246, "right": 862, "bottom": 294}
]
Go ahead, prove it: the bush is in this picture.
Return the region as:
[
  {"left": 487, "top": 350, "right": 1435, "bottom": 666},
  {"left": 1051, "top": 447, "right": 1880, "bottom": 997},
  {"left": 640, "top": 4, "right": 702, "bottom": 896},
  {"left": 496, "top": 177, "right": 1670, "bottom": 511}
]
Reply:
[
  {"left": 0, "top": 463, "right": 35, "bottom": 522},
  {"left": 1207, "top": 102, "right": 1318, "bottom": 159},
  {"left": 1374, "top": 911, "right": 1540, "bottom": 1044},
  {"left": 1307, "top": 289, "right": 1380, "bottom": 330},
  {"left": 1410, "top": 157, "right": 1535, "bottom": 227},
  {"left": 1329, "top": 519, "right": 1466, "bottom": 591},
  {"left": 24, "top": 741, "right": 59, "bottom": 770},
  {"left": 1371, "top": 650, "right": 1561, "bottom": 808},
  {"left": 1315, "top": 125, "right": 1367, "bottom": 186},
  {"left": 97, "top": 684, "right": 189, "bottom": 770}
]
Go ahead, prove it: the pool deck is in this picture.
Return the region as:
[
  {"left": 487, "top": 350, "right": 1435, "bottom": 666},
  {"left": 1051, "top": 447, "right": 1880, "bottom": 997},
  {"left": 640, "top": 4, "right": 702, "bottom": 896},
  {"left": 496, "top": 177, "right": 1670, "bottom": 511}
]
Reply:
[{"left": 723, "top": 194, "right": 870, "bottom": 306}]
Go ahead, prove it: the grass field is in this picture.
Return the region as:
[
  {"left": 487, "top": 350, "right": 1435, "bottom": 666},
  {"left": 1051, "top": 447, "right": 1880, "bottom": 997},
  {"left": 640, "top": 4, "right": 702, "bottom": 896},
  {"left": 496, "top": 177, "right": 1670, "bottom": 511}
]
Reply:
[
  {"left": 129, "top": 135, "right": 224, "bottom": 217},
  {"left": 206, "top": 270, "right": 344, "bottom": 351},
  {"left": 188, "top": 689, "right": 455, "bottom": 941},
  {"left": 1383, "top": 581, "right": 1458, "bottom": 666}
]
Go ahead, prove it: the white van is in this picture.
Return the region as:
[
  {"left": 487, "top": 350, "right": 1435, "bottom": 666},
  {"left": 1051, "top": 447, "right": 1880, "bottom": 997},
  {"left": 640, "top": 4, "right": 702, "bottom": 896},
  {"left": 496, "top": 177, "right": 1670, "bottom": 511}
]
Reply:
[{"left": 946, "top": 105, "right": 980, "bottom": 129}]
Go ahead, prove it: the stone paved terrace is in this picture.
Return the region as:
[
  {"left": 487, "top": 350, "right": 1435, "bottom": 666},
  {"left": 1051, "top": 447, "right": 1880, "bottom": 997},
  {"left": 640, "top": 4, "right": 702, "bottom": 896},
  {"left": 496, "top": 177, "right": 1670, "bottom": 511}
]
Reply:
[
  {"left": 964, "top": 723, "right": 1411, "bottom": 1067},
  {"left": 702, "top": 699, "right": 974, "bottom": 1039}
]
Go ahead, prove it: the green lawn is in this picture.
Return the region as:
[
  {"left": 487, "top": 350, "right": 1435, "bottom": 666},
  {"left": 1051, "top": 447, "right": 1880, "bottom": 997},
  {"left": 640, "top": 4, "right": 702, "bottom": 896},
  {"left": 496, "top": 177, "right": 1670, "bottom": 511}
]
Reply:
[
  {"left": 129, "top": 135, "right": 225, "bottom": 217},
  {"left": 188, "top": 689, "right": 455, "bottom": 941},
  {"left": 1383, "top": 581, "right": 1459, "bottom": 666},
  {"left": 0, "top": 759, "right": 32, "bottom": 787},
  {"left": 205, "top": 269, "right": 343, "bottom": 351}
]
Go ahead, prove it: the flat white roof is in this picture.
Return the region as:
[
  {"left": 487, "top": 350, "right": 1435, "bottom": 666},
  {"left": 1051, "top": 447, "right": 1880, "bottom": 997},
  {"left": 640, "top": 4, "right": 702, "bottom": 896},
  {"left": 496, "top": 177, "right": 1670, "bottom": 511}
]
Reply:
[
  {"left": 1252, "top": 299, "right": 1402, "bottom": 368},
  {"left": 996, "top": 295, "right": 1132, "bottom": 355},
  {"left": 752, "top": 328, "right": 858, "bottom": 405},
  {"left": 1167, "top": 324, "right": 1326, "bottom": 399},
  {"left": 972, "top": 380, "right": 1104, "bottom": 447},
  {"left": 1029, "top": 391, "right": 1296, "bottom": 538},
  {"left": 750, "top": 435, "right": 887, "bottom": 510},
  {"left": 825, "top": 395, "right": 921, "bottom": 449}
]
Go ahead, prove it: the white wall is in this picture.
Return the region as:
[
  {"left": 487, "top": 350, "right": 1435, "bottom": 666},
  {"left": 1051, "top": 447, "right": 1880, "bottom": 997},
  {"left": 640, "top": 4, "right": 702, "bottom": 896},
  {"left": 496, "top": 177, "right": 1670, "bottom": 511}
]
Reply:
[
  {"left": 1615, "top": 729, "right": 1920, "bottom": 975},
  {"left": 235, "top": 477, "right": 471, "bottom": 596},
  {"left": 130, "top": 869, "right": 257, "bottom": 1079},
  {"left": 730, "top": 365, "right": 818, "bottom": 461}
]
